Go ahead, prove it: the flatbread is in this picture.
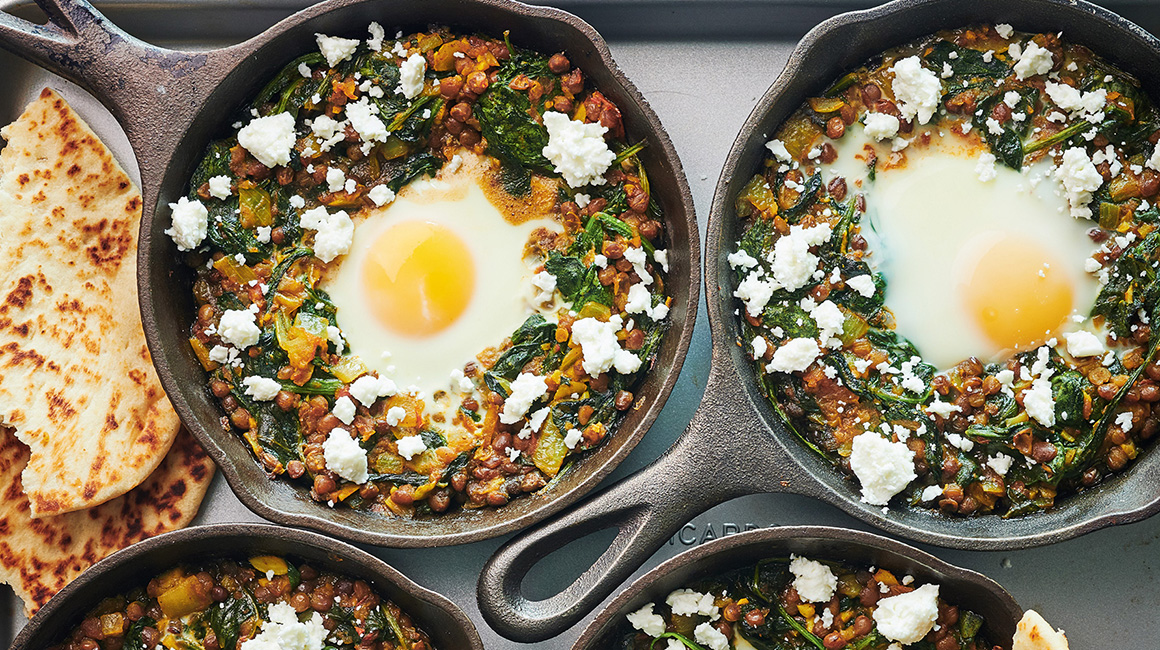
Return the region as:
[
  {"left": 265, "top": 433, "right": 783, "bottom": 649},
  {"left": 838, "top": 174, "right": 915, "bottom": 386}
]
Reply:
[
  {"left": 0, "top": 425, "right": 214, "bottom": 617},
  {"left": 1013, "top": 610, "right": 1070, "bottom": 650},
  {"left": 0, "top": 88, "right": 181, "bottom": 516}
]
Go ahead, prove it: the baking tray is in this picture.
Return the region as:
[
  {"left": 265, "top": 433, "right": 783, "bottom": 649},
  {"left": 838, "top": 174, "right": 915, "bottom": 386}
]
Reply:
[{"left": 2, "top": 0, "right": 1160, "bottom": 647}]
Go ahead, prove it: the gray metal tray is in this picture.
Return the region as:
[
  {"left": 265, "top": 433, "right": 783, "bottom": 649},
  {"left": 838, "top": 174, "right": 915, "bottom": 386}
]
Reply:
[{"left": 3, "top": 1, "right": 1159, "bottom": 647}]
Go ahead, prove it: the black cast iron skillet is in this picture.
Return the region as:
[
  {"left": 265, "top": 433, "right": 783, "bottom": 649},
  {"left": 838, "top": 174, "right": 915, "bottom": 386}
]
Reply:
[
  {"left": 573, "top": 526, "right": 1022, "bottom": 650},
  {"left": 9, "top": 523, "right": 484, "bottom": 650},
  {"left": 0, "top": 0, "right": 698, "bottom": 547},
  {"left": 478, "top": 0, "right": 1160, "bottom": 641}
]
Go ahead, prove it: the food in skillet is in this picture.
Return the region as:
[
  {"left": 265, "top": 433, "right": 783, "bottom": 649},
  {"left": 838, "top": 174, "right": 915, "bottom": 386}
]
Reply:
[
  {"left": 47, "top": 555, "right": 435, "bottom": 650},
  {"left": 619, "top": 555, "right": 997, "bottom": 650},
  {"left": 166, "top": 25, "right": 671, "bottom": 516},
  {"left": 730, "top": 24, "right": 1160, "bottom": 516}
]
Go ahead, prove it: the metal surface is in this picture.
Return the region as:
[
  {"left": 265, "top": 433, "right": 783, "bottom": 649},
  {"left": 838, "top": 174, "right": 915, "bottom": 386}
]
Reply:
[
  {"left": 574, "top": 526, "right": 1023, "bottom": 650},
  {"left": 0, "top": 0, "right": 699, "bottom": 548},
  {"left": 3, "top": 3, "right": 1160, "bottom": 649},
  {"left": 478, "top": 0, "right": 1160, "bottom": 641},
  {"left": 8, "top": 523, "right": 484, "bottom": 650}
]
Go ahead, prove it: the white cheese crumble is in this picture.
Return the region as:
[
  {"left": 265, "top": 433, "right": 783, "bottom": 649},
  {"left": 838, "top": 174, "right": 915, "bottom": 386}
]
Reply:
[
  {"left": 1064, "top": 330, "right": 1104, "bottom": 357},
  {"left": 345, "top": 97, "right": 389, "bottom": 143},
  {"left": 299, "top": 206, "right": 354, "bottom": 263},
  {"left": 384, "top": 405, "right": 407, "bottom": 427},
  {"left": 734, "top": 271, "right": 776, "bottom": 318},
  {"left": 289, "top": 195, "right": 306, "bottom": 209},
  {"left": 808, "top": 299, "right": 845, "bottom": 348},
  {"left": 624, "top": 246, "right": 654, "bottom": 286},
  {"left": 1044, "top": 82, "right": 1107, "bottom": 121},
  {"left": 530, "top": 270, "right": 558, "bottom": 305},
  {"left": 846, "top": 274, "right": 877, "bottom": 297},
  {"left": 239, "top": 601, "right": 326, "bottom": 650},
  {"left": 398, "top": 53, "right": 427, "bottom": 99},
  {"left": 975, "top": 151, "right": 998, "bottom": 182},
  {"left": 316, "top": 33, "right": 360, "bottom": 67},
  {"left": 751, "top": 336, "right": 768, "bottom": 360},
  {"left": 326, "top": 167, "right": 347, "bottom": 193},
  {"left": 1115, "top": 411, "right": 1134, "bottom": 431},
  {"left": 366, "top": 22, "right": 385, "bottom": 52},
  {"left": 349, "top": 374, "right": 398, "bottom": 406},
  {"left": 873, "top": 584, "right": 940, "bottom": 645},
  {"left": 924, "top": 396, "right": 961, "bottom": 418},
  {"left": 563, "top": 427, "right": 584, "bottom": 450},
  {"left": 849, "top": 432, "right": 916, "bottom": 506},
  {"left": 541, "top": 111, "right": 616, "bottom": 188},
  {"left": 218, "top": 309, "right": 260, "bottom": 349},
  {"left": 766, "top": 338, "right": 820, "bottom": 373},
  {"left": 322, "top": 428, "right": 369, "bottom": 484},
  {"left": 332, "top": 395, "right": 356, "bottom": 425},
  {"left": 237, "top": 112, "right": 296, "bottom": 168},
  {"left": 368, "top": 184, "right": 396, "bottom": 206},
  {"left": 207, "top": 175, "right": 232, "bottom": 200},
  {"left": 1013, "top": 41, "right": 1054, "bottom": 80},
  {"left": 666, "top": 589, "right": 719, "bottom": 618},
  {"left": 653, "top": 249, "right": 670, "bottom": 273},
  {"left": 765, "top": 139, "right": 793, "bottom": 163},
  {"left": 625, "top": 283, "right": 668, "bottom": 320},
  {"left": 789, "top": 555, "right": 838, "bottom": 603},
  {"left": 693, "top": 622, "right": 730, "bottom": 650},
  {"left": 863, "top": 112, "right": 901, "bottom": 141},
  {"left": 242, "top": 376, "right": 281, "bottom": 401},
  {"left": 1023, "top": 375, "right": 1056, "bottom": 427},
  {"left": 501, "top": 373, "right": 549, "bottom": 424},
  {"left": 987, "top": 453, "right": 1015, "bottom": 476},
  {"left": 1055, "top": 147, "right": 1103, "bottom": 219},
  {"left": 769, "top": 224, "right": 832, "bottom": 292},
  {"left": 571, "top": 316, "right": 641, "bottom": 375},
  {"left": 727, "top": 249, "right": 759, "bottom": 270},
  {"left": 396, "top": 435, "right": 428, "bottom": 460},
  {"left": 1148, "top": 143, "right": 1160, "bottom": 172},
  {"left": 165, "top": 196, "right": 209, "bottom": 251},
  {"left": 920, "top": 484, "right": 944, "bottom": 502},
  {"left": 995, "top": 23, "right": 1014, "bottom": 39},
  {"left": 890, "top": 56, "right": 941, "bottom": 125},
  {"left": 626, "top": 603, "right": 665, "bottom": 637}
]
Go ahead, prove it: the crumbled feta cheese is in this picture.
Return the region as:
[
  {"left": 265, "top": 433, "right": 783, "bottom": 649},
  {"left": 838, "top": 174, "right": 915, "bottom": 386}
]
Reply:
[
  {"left": 849, "top": 432, "right": 916, "bottom": 505},
  {"left": 384, "top": 405, "right": 407, "bottom": 427},
  {"left": 874, "top": 584, "right": 940, "bottom": 644},
  {"left": 571, "top": 316, "right": 640, "bottom": 375},
  {"left": 366, "top": 21, "right": 385, "bottom": 52},
  {"left": 332, "top": 395, "right": 356, "bottom": 425},
  {"left": 1045, "top": 82, "right": 1107, "bottom": 120},
  {"left": 394, "top": 435, "right": 426, "bottom": 461},
  {"left": 975, "top": 152, "right": 997, "bottom": 182},
  {"left": 945, "top": 433, "right": 975, "bottom": 452},
  {"left": 765, "top": 139, "right": 793, "bottom": 162},
  {"left": 367, "top": 184, "right": 396, "bottom": 207},
  {"left": 501, "top": 373, "right": 548, "bottom": 424},
  {"left": 1055, "top": 147, "right": 1103, "bottom": 219},
  {"left": 1147, "top": 143, "right": 1160, "bottom": 172},
  {"left": 1065, "top": 330, "right": 1104, "bottom": 357},
  {"left": 541, "top": 111, "right": 616, "bottom": 188},
  {"left": 626, "top": 603, "right": 665, "bottom": 637},
  {"left": 398, "top": 53, "right": 427, "bottom": 99},
  {"left": 770, "top": 224, "right": 832, "bottom": 292},
  {"left": 920, "top": 484, "right": 944, "bottom": 502},
  {"left": 289, "top": 195, "right": 306, "bottom": 209},
  {"left": 326, "top": 325, "right": 344, "bottom": 355},
  {"left": 995, "top": 23, "right": 1014, "bottom": 39},
  {"left": 693, "top": 622, "right": 729, "bottom": 650},
  {"left": 349, "top": 374, "right": 397, "bottom": 406},
  {"left": 666, "top": 589, "right": 719, "bottom": 618},
  {"left": 890, "top": 56, "right": 941, "bottom": 124},
  {"left": 624, "top": 246, "right": 654, "bottom": 286},
  {"left": 987, "top": 453, "right": 1014, "bottom": 476},
  {"left": 299, "top": 207, "right": 354, "bottom": 262},
  {"left": 863, "top": 112, "right": 901, "bottom": 141},
  {"left": 751, "top": 336, "right": 768, "bottom": 360},
  {"left": 242, "top": 376, "right": 281, "bottom": 401},
  {"left": 322, "top": 428, "right": 369, "bottom": 484},
  {"left": 1115, "top": 410, "right": 1134, "bottom": 432},
  {"left": 766, "top": 338, "right": 820, "bottom": 373},
  {"left": 237, "top": 112, "right": 296, "bottom": 168},
  {"left": 846, "top": 274, "right": 876, "bottom": 297},
  {"left": 326, "top": 167, "right": 347, "bottom": 193},
  {"left": 789, "top": 555, "right": 837, "bottom": 603},
  {"left": 986, "top": 117, "right": 1003, "bottom": 135},
  {"left": 593, "top": 253, "right": 607, "bottom": 268},
  {"left": 298, "top": 62, "right": 313, "bottom": 78},
  {"left": 809, "top": 300, "right": 845, "bottom": 348},
  {"left": 653, "top": 249, "right": 670, "bottom": 273},
  {"left": 209, "top": 345, "right": 232, "bottom": 364},
  {"left": 165, "top": 196, "right": 209, "bottom": 251},
  {"left": 563, "top": 427, "right": 584, "bottom": 449},
  {"left": 1023, "top": 375, "right": 1056, "bottom": 427},
  {"left": 239, "top": 601, "right": 326, "bottom": 650},
  {"left": 207, "top": 175, "right": 232, "bottom": 200},
  {"left": 311, "top": 114, "right": 342, "bottom": 140},
  {"left": 449, "top": 368, "right": 474, "bottom": 393},
  {"left": 530, "top": 271, "right": 558, "bottom": 305},
  {"left": 345, "top": 97, "right": 389, "bottom": 143},
  {"left": 218, "top": 309, "right": 260, "bottom": 349},
  {"left": 316, "top": 33, "right": 359, "bottom": 67},
  {"left": 727, "top": 249, "right": 759, "bottom": 270},
  {"left": 574, "top": 192, "right": 591, "bottom": 208},
  {"left": 1013, "top": 41, "right": 1053, "bottom": 80},
  {"left": 625, "top": 283, "right": 668, "bottom": 320}
]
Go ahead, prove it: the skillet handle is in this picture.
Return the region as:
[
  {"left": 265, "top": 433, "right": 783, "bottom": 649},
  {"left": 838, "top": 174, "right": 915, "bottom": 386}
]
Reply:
[{"left": 477, "top": 365, "right": 805, "bottom": 642}]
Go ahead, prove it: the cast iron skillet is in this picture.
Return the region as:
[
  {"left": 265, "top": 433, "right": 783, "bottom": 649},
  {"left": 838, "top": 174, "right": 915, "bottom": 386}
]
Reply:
[
  {"left": 573, "top": 526, "right": 1022, "bottom": 650},
  {"left": 478, "top": 0, "right": 1160, "bottom": 641},
  {"left": 0, "top": 0, "right": 698, "bottom": 547},
  {"left": 9, "top": 523, "right": 484, "bottom": 650}
]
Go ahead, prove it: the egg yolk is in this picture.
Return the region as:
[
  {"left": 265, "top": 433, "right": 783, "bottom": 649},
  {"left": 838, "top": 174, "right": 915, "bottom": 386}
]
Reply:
[
  {"left": 361, "top": 220, "right": 475, "bottom": 337},
  {"left": 962, "top": 234, "right": 1073, "bottom": 353}
]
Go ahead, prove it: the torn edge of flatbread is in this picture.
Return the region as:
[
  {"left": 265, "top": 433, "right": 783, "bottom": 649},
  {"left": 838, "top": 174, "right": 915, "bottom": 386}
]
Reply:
[
  {"left": 1013, "top": 610, "right": 1069, "bottom": 650},
  {"left": 0, "top": 88, "right": 181, "bottom": 517}
]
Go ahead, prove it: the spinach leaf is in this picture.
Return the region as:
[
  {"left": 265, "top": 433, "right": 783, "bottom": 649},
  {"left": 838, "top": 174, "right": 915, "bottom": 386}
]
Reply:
[
  {"left": 762, "top": 301, "right": 818, "bottom": 339},
  {"left": 190, "top": 140, "right": 233, "bottom": 192},
  {"left": 1092, "top": 231, "right": 1160, "bottom": 338},
  {"left": 978, "top": 88, "right": 1038, "bottom": 170},
  {"left": 512, "top": 314, "right": 557, "bottom": 345},
  {"left": 543, "top": 251, "right": 612, "bottom": 307},
  {"left": 123, "top": 616, "right": 157, "bottom": 650},
  {"left": 923, "top": 40, "right": 1009, "bottom": 81},
  {"left": 419, "top": 428, "right": 447, "bottom": 449},
  {"left": 777, "top": 173, "right": 821, "bottom": 223},
  {"left": 368, "top": 471, "right": 431, "bottom": 486},
  {"left": 1051, "top": 370, "right": 1092, "bottom": 429},
  {"left": 438, "top": 448, "right": 475, "bottom": 483},
  {"left": 207, "top": 594, "right": 256, "bottom": 650},
  {"left": 486, "top": 314, "right": 558, "bottom": 381},
  {"left": 476, "top": 84, "right": 551, "bottom": 176},
  {"left": 382, "top": 151, "right": 441, "bottom": 193},
  {"left": 254, "top": 52, "right": 326, "bottom": 117},
  {"left": 206, "top": 196, "right": 265, "bottom": 261}
]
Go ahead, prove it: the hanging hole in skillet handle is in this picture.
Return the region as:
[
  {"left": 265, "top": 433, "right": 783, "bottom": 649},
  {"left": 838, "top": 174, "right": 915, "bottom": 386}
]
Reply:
[{"left": 476, "top": 387, "right": 804, "bottom": 643}]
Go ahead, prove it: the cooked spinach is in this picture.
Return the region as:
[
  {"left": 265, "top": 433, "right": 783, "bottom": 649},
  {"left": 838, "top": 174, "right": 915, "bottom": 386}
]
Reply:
[{"left": 206, "top": 592, "right": 256, "bottom": 650}]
